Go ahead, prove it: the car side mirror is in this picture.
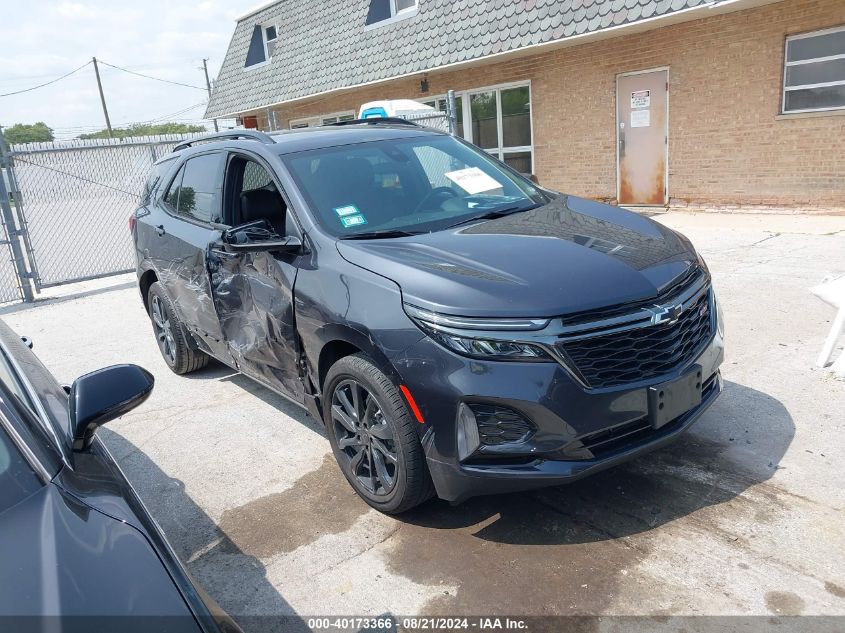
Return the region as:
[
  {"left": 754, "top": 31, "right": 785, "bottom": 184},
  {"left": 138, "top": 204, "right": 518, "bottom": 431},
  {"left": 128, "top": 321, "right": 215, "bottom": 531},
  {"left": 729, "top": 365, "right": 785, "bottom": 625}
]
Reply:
[
  {"left": 69, "top": 364, "right": 154, "bottom": 452},
  {"left": 226, "top": 235, "right": 302, "bottom": 254}
]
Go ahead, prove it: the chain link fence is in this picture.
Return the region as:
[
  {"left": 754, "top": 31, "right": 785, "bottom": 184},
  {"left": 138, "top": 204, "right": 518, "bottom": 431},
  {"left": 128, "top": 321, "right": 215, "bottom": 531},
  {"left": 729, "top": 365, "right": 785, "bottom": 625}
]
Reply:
[{"left": 0, "top": 133, "right": 206, "bottom": 303}]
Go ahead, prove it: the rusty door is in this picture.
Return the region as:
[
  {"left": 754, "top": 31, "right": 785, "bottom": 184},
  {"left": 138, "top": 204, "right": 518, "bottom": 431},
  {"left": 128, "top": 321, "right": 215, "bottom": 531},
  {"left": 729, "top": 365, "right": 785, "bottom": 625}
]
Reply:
[{"left": 617, "top": 69, "right": 668, "bottom": 205}]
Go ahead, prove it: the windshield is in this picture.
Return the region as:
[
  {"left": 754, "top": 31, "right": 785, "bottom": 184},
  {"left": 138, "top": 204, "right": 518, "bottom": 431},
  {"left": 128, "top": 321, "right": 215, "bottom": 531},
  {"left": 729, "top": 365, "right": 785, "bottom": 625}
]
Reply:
[{"left": 283, "top": 134, "right": 549, "bottom": 237}]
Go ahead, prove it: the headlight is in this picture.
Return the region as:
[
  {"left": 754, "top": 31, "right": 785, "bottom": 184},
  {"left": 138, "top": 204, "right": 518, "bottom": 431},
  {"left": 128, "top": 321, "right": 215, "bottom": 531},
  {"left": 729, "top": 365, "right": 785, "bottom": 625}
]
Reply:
[{"left": 404, "top": 304, "right": 554, "bottom": 362}]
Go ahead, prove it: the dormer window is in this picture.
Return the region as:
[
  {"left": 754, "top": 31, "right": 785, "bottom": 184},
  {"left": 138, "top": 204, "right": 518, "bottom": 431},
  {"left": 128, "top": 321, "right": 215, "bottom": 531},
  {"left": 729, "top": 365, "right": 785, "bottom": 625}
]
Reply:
[
  {"left": 365, "top": 0, "right": 418, "bottom": 28},
  {"left": 245, "top": 22, "right": 278, "bottom": 69}
]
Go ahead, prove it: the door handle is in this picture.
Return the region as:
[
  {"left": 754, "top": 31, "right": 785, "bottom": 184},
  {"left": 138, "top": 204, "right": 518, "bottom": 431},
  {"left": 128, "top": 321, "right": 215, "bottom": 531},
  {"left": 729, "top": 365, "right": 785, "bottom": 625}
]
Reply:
[{"left": 155, "top": 225, "right": 166, "bottom": 236}]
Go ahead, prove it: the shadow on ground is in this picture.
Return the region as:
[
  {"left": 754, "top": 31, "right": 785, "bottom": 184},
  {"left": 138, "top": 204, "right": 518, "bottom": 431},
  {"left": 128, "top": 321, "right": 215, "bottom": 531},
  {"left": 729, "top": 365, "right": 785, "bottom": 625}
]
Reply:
[
  {"left": 100, "top": 428, "right": 311, "bottom": 633},
  {"left": 384, "top": 380, "right": 796, "bottom": 614}
]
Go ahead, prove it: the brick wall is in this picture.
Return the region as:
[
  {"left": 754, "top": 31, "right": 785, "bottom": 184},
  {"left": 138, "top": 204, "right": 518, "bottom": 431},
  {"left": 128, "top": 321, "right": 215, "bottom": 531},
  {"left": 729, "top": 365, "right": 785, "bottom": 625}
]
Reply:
[{"left": 253, "top": 0, "right": 845, "bottom": 213}]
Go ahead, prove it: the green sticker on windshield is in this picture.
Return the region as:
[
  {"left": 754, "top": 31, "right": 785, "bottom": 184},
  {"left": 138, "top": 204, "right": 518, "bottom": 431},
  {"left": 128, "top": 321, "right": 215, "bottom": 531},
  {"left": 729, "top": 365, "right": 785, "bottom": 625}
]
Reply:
[
  {"left": 334, "top": 205, "right": 359, "bottom": 217},
  {"left": 340, "top": 214, "right": 367, "bottom": 228}
]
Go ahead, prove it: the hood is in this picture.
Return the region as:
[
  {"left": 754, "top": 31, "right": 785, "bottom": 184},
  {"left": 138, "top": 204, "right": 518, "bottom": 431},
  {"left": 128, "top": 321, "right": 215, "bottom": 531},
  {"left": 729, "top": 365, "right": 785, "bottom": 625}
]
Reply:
[
  {"left": 0, "top": 484, "right": 196, "bottom": 621},
  {"left": 336, "top": 195, "right": 698, "bottom": 318}
]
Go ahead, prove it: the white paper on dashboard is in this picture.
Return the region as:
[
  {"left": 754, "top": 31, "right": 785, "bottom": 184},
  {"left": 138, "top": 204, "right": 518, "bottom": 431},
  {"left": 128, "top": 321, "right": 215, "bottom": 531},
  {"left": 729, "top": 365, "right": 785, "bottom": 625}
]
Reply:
[{"left": 444, "top": 167, "right": 503, "bottom": 195}]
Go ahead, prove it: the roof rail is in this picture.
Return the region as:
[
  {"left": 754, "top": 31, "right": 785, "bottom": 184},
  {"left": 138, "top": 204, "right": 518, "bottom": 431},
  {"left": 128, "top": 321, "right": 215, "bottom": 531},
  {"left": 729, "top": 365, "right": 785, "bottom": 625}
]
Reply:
[
  {"left": 326, "top": 117, "right": 420, "bottom": 128},
  {"left": 173, "top": 130, "right": 276, "bottom": 152}
]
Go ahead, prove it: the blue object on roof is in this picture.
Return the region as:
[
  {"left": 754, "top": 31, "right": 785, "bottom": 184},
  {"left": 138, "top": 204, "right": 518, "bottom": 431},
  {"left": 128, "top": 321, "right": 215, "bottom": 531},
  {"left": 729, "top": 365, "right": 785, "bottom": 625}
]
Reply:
[{"left": 361, "top": 107, "right": 388, "bottom": 119}]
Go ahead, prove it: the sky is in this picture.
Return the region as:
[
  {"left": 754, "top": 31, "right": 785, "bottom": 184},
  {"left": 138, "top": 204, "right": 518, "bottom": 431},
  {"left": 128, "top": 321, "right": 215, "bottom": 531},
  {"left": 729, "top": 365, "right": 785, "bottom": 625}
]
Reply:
[{"left": 0, "top": 0, "right": 262, "bottom": 139}]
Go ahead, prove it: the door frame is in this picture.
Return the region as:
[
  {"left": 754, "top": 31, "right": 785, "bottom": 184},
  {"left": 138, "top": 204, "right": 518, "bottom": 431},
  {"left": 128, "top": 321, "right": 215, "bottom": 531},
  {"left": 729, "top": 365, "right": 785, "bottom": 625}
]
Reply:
[{"left": 615, "top": 66, "right": 670, "bottom": 206}]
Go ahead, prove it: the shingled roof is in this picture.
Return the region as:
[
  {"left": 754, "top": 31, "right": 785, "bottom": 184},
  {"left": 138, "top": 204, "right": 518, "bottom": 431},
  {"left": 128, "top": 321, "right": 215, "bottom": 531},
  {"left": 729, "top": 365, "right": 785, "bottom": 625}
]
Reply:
[{"left": 206, "top": 0, "right": 714, "bottom": 118}]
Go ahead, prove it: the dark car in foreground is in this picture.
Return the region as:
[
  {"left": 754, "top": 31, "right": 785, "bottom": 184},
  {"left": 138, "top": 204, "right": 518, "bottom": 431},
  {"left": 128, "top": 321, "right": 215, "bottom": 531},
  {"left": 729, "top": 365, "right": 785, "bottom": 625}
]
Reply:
[
  {"left": 0, "top": 321, "right": 239, "bottom": 632},
  {"left": 132, "top": 121, "right": 724, "bottom": 513}
]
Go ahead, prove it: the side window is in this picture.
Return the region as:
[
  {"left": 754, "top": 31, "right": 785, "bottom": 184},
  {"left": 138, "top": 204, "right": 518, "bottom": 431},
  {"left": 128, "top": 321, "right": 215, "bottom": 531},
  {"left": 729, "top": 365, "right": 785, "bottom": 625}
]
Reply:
[
  {"left": 166, "top": 153, "right": 226, "bottom": 224},
  {"left": 242, "top": 160, "right": 273, "bottom": 193}
]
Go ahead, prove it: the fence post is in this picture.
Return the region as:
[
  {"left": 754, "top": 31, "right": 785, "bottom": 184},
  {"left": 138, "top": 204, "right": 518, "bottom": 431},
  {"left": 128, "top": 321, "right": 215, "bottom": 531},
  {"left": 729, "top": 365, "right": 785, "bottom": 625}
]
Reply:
[
  {"left": 0, "top": 130, "right": 38, "bottom": 302},
  {"left": 447, "top": 90, "right": 458, "bottom": 136},
  {"left": 0, "top": 134, "right": 34, "bottom": 303}
]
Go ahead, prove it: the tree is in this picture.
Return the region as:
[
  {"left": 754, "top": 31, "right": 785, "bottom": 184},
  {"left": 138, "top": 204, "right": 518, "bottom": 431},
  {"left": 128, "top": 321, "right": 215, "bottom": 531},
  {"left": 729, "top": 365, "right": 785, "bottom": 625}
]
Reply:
[
  {"left": 78, "top": 122, "right": 207, "bottom": 140},
  {"left": 3, "top": 122, "right": 54, "bottom": 144}
]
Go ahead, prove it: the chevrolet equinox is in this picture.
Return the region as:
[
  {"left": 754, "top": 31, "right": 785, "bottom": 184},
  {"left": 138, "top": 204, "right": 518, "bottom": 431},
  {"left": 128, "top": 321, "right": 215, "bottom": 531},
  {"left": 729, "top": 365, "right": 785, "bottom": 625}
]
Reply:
[{"left": 132, "top": 121, "right": 724, "bottom": 513}]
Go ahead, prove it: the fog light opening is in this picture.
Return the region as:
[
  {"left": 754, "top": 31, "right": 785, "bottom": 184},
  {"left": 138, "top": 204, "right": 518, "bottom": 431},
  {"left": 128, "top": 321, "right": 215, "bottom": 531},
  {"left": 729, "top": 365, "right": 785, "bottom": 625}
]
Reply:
[{"left": 456, "top": 403, "right": 481, "bottom": 461}]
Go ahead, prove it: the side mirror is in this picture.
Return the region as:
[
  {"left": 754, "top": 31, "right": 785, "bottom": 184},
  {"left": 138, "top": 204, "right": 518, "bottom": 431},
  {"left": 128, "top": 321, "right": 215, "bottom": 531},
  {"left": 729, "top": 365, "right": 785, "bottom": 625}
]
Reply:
[
  {"left": 69, "top": 364, "right": 154, "bottom": 452},
  {"left": 226, "top": 235, "right": 302, "bottom": 254}
]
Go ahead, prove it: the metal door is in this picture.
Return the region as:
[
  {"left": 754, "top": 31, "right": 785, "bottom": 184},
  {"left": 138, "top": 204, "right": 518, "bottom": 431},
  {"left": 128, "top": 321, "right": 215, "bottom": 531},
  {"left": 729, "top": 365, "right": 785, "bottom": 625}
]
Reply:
[{"left": 617, "top": 69, "right": 669, "bottom": 206}]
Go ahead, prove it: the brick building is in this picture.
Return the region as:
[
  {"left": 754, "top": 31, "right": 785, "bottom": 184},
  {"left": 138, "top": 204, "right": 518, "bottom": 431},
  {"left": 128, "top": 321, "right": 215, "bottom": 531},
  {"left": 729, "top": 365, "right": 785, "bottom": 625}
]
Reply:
[{"left": 206, "top": 0, "right": 845, "bottom": 213}]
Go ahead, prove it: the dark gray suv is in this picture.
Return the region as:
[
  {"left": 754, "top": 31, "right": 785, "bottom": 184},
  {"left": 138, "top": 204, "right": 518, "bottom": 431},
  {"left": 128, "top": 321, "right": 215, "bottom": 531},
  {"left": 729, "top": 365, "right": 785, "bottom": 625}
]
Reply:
[{"left": 132, "top": 121, "right": 724, "bottom": 513}]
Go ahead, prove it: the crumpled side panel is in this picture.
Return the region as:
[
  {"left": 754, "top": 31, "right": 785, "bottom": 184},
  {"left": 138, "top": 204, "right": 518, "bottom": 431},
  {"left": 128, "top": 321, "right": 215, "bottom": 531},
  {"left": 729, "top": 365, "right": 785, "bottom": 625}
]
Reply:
[
  {"left": 157, "top": 247, "right": 232, "bottom": 360},
  {"left": 210, "top": 249, "right": 301, "bottom": 399}
]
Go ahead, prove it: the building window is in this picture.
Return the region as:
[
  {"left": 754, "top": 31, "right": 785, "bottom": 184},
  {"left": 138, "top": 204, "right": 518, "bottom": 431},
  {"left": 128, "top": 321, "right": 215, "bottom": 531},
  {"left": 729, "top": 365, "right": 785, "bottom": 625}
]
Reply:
[
  {"left": 289, "top": 111, "right": 356, "bottom": 129},
  {"left": 783, "top": 25, "right": 845, "bottom": 114},
  {"left": 365, "top": 0, "right": 417, "bottom": 27},
  {"left": 467, "top": 84, "right": 533, "bottom": 175},
  {"left": 422, "top": 96, "right": 464, "bottom": 137},
  {"left": 245, "top": 22, "right": 278, "bottom": 69},
  {"left": 421, "top": 84, "right": 533, "bottom": 174}
]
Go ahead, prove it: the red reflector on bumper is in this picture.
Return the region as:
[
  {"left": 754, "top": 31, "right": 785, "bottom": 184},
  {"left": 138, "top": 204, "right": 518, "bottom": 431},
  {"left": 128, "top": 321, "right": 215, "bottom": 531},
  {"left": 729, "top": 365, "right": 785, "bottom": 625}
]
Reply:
[{"left": 400, "top": 385, "right": 425, "bottom": 424}]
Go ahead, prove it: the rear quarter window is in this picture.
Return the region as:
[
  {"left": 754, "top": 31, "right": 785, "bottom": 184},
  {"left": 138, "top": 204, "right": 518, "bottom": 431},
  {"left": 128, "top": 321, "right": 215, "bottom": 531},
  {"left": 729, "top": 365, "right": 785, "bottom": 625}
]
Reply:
[{"left": 141, "top": 158, "right": 177, "bottom": 206}]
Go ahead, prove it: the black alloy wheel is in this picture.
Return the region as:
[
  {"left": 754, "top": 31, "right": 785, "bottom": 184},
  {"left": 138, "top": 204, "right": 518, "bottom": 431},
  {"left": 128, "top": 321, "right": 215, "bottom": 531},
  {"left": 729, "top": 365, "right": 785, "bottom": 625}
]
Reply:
[
  {"left": 150, "top": 294, "right": 177, "bottom": 366},
  {"left": 331, "top": 378, "right": 399, "bottom": 496}
]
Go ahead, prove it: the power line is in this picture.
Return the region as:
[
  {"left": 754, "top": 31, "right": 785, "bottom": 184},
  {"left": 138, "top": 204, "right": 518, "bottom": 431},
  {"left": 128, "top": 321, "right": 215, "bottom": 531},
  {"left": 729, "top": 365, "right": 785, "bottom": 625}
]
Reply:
[
  {"left": 97, "top": 60, "right": 207, "bottom": 91},
  {"left": 0, "top": 61, "right": 91, "bottom": 98}
]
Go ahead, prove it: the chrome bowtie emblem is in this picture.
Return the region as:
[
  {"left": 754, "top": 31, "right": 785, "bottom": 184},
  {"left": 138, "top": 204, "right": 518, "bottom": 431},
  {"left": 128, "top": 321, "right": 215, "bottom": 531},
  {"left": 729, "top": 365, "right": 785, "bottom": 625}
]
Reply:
[{"left": 650, "top": 304, "right": 683, "bottom": 325}]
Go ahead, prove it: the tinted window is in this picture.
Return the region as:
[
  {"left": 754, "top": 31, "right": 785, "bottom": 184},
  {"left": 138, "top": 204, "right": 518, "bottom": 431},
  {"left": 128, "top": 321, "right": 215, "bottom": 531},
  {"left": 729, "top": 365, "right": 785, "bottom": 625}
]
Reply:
[
  {"left": 166, "top": 154, "right": 225, "bottom": 224},
  {"left": 0, "top": 427, "right": 42, "bottom": 514},
  {"left": 141, "top": 158, "right": 176, "bottom": 206},
  {"left": 163, "top": 165, "right": 184, "bottom": 210}
]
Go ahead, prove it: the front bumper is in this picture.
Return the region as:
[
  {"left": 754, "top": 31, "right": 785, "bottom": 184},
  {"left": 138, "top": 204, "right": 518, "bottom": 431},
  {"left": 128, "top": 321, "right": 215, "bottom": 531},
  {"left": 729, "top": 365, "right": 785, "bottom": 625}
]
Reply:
[{"left": 392, "top": 330, "right": 724, "bottom": 503}]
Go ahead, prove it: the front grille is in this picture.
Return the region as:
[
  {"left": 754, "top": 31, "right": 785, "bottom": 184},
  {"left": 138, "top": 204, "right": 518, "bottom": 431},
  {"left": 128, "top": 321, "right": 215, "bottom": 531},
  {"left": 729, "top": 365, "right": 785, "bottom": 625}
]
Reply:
[
  {"left": 557, "top": 286, "right": 714, "bottom": 389},
  {"left": 560, "top": 374, "right": 718, "bottom": 460},
  {"left": 470, "top": 404, "right": 534, "bottom": 446}
]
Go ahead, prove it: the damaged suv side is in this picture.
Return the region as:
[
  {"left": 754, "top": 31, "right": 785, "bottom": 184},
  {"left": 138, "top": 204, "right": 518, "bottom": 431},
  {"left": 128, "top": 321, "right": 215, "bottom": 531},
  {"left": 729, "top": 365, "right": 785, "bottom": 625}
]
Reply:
[{"left": 133, "top": 124, "right": 723, "bottom": 513}]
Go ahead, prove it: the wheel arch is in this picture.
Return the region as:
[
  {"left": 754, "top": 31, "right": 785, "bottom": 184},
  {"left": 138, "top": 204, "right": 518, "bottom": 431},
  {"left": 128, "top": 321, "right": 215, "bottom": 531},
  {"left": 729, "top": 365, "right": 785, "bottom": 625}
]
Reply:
[
  {"left": 313, "top": 325, "right": 402, "bottom": 396},
  {"left": 139, "top": 268, "right": 159, "bottom": 312}
]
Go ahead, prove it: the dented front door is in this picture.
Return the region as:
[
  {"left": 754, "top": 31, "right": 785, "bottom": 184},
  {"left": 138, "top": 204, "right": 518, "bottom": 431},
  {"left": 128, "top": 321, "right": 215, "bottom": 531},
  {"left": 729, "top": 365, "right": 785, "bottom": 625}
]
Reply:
[
  {"left": 617, "top": 69, "right": 668, "bottom": 206},
  {"left": 207, "top": 245, "right": 302, "bottom": 400}
]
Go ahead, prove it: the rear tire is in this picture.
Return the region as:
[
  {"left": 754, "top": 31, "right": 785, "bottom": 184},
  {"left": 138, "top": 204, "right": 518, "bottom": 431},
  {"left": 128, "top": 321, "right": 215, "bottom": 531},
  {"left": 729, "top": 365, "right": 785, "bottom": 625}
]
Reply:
[
  {"left": 147, "top": 282, "right": 209, "bottom": 375},
  {"left": 323, "top": 354, "right": 434, "bottom": 514}
]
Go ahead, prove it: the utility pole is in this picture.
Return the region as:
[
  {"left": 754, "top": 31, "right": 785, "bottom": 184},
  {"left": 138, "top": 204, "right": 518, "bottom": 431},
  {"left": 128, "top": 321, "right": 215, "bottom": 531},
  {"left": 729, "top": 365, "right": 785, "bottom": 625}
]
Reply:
[
  {"left": 92, "top": 57, "right": 113, "bottom": 138},
  {"left": 202, "top": 58, "right": 219, "bottom": 132}
]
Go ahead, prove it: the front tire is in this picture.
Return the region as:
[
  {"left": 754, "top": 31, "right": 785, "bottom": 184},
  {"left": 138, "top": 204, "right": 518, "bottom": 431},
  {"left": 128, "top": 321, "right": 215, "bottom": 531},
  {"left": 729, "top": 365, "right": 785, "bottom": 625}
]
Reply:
[
  {"left": 147, "top": 282, "right": 209, "bottom": 375},
  {"left": 323, "top": 354, "right": 433, "bottom": 514}
]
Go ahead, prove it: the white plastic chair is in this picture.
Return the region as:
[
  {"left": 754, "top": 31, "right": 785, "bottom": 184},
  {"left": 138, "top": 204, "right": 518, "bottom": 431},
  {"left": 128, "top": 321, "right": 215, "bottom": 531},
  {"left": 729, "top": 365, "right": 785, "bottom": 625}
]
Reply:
[{"left": 811, "top": 274, "right": 845, "bottom": 378}]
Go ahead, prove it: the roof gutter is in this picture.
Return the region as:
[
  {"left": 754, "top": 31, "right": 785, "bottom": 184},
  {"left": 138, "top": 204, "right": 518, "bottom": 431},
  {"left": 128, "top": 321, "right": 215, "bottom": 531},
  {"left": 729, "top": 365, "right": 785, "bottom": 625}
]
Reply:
[{"left": 209, "top": 0, "right": 777, "bottom": 119}]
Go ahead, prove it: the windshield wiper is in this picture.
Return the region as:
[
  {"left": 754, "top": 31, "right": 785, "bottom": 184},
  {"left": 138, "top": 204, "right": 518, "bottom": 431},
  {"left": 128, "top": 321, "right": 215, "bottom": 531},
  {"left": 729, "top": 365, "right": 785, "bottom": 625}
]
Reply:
[
  {"left": 339, "top": 229, "right": 423, "bottom": 240},
  {"left": 444, "top": 204, "right": 539, "bottom": 230}
]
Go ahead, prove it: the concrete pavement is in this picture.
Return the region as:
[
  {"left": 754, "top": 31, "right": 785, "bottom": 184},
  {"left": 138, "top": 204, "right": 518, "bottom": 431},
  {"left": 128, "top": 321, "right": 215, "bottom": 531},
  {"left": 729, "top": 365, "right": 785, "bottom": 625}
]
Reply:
[{"left": 4, "top": 211, "right": 845, "bottom": 627}]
